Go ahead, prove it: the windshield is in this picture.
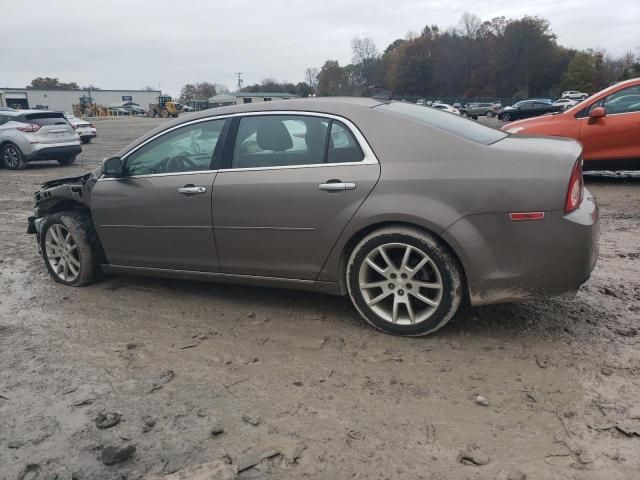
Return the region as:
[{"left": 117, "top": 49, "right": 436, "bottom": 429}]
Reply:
[{"left": 377, "top": 102, "right": 507, "bottom": 145}]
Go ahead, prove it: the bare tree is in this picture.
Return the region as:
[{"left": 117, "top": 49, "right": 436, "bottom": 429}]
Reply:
[
  {"left": 351, "top": 37, "right": 378, "bottom": 65},
  {"left": 304, "top": 67, "right": 319, "bottom": 92},
  {"left": 458, "top": 12, "right": 482, "bottom": 39}
]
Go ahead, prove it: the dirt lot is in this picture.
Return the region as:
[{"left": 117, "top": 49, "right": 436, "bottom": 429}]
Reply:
[{"left": 1, "top": 116, "right": 639, "bottom": 480}]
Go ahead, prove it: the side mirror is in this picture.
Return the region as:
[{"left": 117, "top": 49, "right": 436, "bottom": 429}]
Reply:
[
  {"left": 102, "top": 156, "right": 124, "bottom": 177},
  {"left": 589, "top": 106, "right": 606, "bottom": 120}
]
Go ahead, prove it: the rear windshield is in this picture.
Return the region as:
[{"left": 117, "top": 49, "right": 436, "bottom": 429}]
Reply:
[
  {"left": 23, "top": 112, "right": 69, "bottom": 127},
  {"left": 377, "top": 102, "right": 507, "bottom": 145}
]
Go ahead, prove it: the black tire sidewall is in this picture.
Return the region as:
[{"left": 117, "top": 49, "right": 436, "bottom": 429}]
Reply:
[
  {"left": 57, "top": 156, "right": 77, "bottom": 166},
  {"left": 40, "top": 212, "right": 100, "bottom": 286},
  {"left": 347, "top": 229, "right": 462, "bottom": 336}
]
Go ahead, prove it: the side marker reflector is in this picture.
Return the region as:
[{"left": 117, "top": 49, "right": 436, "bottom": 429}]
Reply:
[{"left": 509, "top": 212, "right": 545, "bottom": 221}]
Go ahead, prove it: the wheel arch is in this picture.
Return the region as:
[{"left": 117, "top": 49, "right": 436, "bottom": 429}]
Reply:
[{"left": 335, "top": 220, "right": 469, "bottom": 298}]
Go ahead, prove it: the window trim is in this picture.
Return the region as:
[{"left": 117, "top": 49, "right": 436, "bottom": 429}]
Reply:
[
  {"left": 219, "top": 111, "right": 376, "bottom": 172},
  {"left": 99, "top": 111, "right": 378, "bottom": 181}
]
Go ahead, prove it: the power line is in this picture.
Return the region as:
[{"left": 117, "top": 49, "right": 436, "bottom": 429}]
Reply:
[{"left": 235, "top": 73, "right": 243, "bottom": 92}]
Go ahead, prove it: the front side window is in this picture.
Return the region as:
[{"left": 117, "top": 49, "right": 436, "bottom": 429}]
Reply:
[
  {"left": 231, "top": 115, "right": 364, "bottom": 169},
  {"left": 126, "top": 119, "right": 226, "bottom": 175}
]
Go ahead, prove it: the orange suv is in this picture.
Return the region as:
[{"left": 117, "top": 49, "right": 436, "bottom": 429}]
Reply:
[{"left": 501, "top": 78, "right": 640, "bottom": 169}]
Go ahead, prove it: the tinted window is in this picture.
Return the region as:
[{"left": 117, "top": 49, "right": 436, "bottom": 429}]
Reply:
[
  {"left": 232, "top": 115, "right": 330, "bottom": 168},
  {"left": 327, "top": 121, "right": 364, "bottom": 163},
  {"left": 126, "top": 119, "right": 226, "bottom": 175},
  {"left": 23, "top": 112, "right": 69, "bottom": 126},
  {"left": 603, "top": 86, "right": 640, "bottom": 114},
  {"left": 378, "top": 102, "right": 507, "bottom": 145}
]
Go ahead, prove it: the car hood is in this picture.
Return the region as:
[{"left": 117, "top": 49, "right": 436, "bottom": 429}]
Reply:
[{"left": 499, "top": 111, "right": 570, "bottom": 133}]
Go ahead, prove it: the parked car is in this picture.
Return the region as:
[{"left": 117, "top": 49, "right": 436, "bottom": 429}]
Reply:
[
  {"left": 63, "top": 113, "right": 97, "bottom": 144},
  {"left": 0, "top": 110, "right": 81, "bottom": 170},
  {"left": 552, "top": 98, "right": 578, "bottom": 110},
  {"left": 107, "top": 107, "right": 129, "bottom": 116},
  {"left": 452, "top": 102, "right": 462, "bottom": 109},
  {"left": 122, "top": 104, "right": 146, "bottom": 115},
  {"left": 431, "top": 103, "right": 460, "bottom": 115},
  {"left": 562, "top": 90, "right": 589, "bottom": 100},
  {"left": 462, "top": 103, "right": 498, "bottom": 118},
  {"left": 28, "top": 98, "right": 598, "bottom": 336},
  {"left": 502, "top": 78, "right": 640, "bottom": 169},
  {"left": 498, "top": 100, "right": 563, "bottom": 121}
]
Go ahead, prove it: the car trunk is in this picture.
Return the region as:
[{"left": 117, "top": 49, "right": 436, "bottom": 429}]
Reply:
[{"left": 25, "top": 112, "right": 77, "bottom": 144}]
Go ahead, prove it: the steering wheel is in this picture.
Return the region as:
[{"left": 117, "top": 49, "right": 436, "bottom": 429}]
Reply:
[{"left": 167, "top": 155, "right": 197, "bottom": 172}]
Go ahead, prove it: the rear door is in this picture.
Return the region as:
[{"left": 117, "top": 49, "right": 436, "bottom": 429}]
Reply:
[
  {"left": 579, "top": 84, "right": 640, "bottom": 160},
  {"left": 22, "top": 112, "right": 77, "bottom": 144},
  {"left": 212, "top": 113, "right": 380, "bottom": 280},
  {"left": 92, "top": 118, "right": 229, "bottom": 271}
]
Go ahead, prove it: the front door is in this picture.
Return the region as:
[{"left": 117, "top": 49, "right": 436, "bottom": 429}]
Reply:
[
  {"left": 92, "top": 118, "right": 228, "bottom": 271},
  {"left": 579, "top": 84, "right": 640, "bottom": 160},
  {"left": 212, "top": 114, "right": 380, "bottom": 280}
]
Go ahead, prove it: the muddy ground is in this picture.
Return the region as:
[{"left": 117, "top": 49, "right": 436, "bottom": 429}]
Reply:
[{"left": 1, "top": 116, "right": 639, "bottom": 480}]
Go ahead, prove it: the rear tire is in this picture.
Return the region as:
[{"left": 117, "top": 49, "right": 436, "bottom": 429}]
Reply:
[
  {"left": 81, "top": 137, "right": 91, "bottom": 144},
  {"left": 160, "top": 108, "right": 170, "bottom": 118},
  {"left": 346, "top": 227, "right": 463, "bottom": 336},
  {"left": 502, "top": 112, "right": 511, "bottom": 122},
  {"left": 486, "top": 111, "right": 495, "bottom": 117},
  {"left": 57, "top": 155, "right": 77, "bottom": 166},
  {"left": 40, "top": 211, "right": 102, "bottom": 286},
  {"left": 1, "top": 143, "right": 26, "bottom": 170}
]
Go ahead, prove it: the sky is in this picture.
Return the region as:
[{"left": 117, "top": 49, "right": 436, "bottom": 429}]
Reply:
[{"left": 1, "top": 0, "right": 639, "bottom": 97}]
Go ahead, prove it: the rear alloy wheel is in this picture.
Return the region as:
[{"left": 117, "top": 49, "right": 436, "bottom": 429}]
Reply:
[
  {"left": 41, "top": 211, "right": 102, "bottom": 286},
  {"left": 347, "top": 227, "right": 463, "bottom": 336},
  {"left": 2, "top": 143, "right": 26, "bottom": 170},
  {"left": 486, "top": 110, "right": 495, "bottom": 117},
  {"left": 502, "top": 112, "right": 511, "bottom": 122},
  {"left": 57, "top": 155, "right": 77, "bottom": 166}
]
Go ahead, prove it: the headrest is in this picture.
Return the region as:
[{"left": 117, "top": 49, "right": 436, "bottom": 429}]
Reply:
[{"left": 256, "top": 120, "right": 293, "bottom": 151}]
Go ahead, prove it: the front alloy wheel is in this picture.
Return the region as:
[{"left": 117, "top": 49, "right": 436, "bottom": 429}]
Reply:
[
  {"left": 502, "top": 112, "right": 511, "bottom": 121},
  {"left": 41, "top": 211, "right": 102, "bottom": 286},
  {"left": 45, "top": 224, "right": 81, "bottom": 282},
  {"left": 347, "top": 227, "right": 463, "bottom": 336}
]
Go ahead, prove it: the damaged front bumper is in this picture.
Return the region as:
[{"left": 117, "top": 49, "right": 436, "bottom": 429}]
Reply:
[{"left": 27, "top": 216, "right": 45, "bottom": 254}]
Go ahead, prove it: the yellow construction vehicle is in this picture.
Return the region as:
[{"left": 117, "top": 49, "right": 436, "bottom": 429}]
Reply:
[
  {"left": 147, "top": 96, "right": 182, "bottom": 118},
  {"left": 72, "top": 96, "right": 106, "bottom": 117}
]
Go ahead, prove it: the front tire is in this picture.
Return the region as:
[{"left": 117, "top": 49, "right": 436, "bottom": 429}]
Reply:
[
  {"left": 2, "top": 143, "right": 26, "bottom": 170},
  {"left": 40, "top": 211, "right": 102, "bottom": 286},
  {"left": 346, "top": 227, "right": 463, "bottom": 336},
  {"left": 502, "top": 112, "right": 511, "bottom": 121}
]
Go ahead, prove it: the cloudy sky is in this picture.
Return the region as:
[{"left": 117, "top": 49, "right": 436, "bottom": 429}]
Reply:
[{"left": 1, "top": 0, "right": 638, "bottom": 96}]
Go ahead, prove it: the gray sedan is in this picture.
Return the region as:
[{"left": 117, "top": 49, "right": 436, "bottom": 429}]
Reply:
[{"left": 28, "top": 98, "right": 599, "bottom": 336}]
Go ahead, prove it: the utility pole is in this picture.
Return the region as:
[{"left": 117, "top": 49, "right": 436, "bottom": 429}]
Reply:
[{"left": 235, "top": 73, "right": 243, "bottom": 92}]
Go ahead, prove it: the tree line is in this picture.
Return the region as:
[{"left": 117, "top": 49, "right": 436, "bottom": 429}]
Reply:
[{"left": 312, "top": 13, "right": 639, "bottom": 99}]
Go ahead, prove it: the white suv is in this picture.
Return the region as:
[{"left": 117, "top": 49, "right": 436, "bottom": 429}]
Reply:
[
  {"left": 0, "top": 110, "right": 81, "bottom": 170},
  {"left": 561, "top": 90, "right": 588, "bottom": 100}
]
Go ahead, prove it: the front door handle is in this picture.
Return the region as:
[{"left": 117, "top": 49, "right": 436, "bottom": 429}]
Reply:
[
  {"left": 319, "top": 182, "right": 356, "bottom": 192},
  {"left": 178, "top": 186, "right": 207, "bottom": 195}
]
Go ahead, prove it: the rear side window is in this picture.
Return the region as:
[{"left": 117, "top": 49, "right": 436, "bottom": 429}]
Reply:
[
  {"left": 23, "top": 113, "right": 69, "bottom": 127},
  {"left": 327, "top": 121, "right": 364, "bottom": 163},
  {"left": 230, "top": 115, "right": 364, "bottom": 169},
  {"left": 378, "top": 102, "right": 507, "bottom": 145}
]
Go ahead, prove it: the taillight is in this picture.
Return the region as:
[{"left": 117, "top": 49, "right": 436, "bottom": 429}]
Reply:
[
  {"left": 17, "top": 123, "right": 41, "bottom": 133},
  {"left": 565, "top": 159, "right": 584, "bottom": 212}
]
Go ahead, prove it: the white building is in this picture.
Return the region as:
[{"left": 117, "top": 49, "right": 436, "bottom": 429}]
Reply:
[
  {"left": 0, "top": 87, "right": 162, "bottom": 112},
  {"left": 208, "top": 91, "right": 299, "bottom": 107}
]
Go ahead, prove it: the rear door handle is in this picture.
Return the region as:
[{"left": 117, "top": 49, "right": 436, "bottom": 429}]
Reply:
[
  {"left": 178, "top": 186, "right": 207, "bottom": 195},
  {"left": 319, "top": 182, "right": 356, "bottom": 191}
]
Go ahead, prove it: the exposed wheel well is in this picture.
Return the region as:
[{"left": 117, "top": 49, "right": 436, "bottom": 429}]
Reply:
[
  {"left": 337, "top": 221, "right": 468, "bottom": 298},
  {"left": 39, "top": 199, "right": 90, "bottom": 217}
]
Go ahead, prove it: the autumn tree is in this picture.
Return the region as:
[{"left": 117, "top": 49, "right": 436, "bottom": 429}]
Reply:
[{"left": 27, "top": 77, "right": 80, "bottom": 90}]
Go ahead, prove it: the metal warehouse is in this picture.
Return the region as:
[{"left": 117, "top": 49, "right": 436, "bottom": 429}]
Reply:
[{"left": 0, "top": 87, "right": 161, "bottom": 113}]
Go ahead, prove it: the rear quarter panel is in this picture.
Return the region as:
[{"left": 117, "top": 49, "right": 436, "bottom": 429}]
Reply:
[{"left": 319, "top": 111, "right": 581, "bottom": 286}]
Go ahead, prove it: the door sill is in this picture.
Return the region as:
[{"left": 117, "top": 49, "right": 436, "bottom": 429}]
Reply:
[{"left": 101, "top": 264, "right": 341, "bottom": 295}]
